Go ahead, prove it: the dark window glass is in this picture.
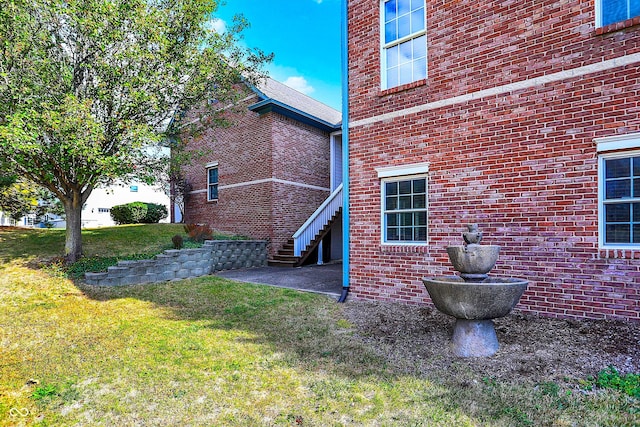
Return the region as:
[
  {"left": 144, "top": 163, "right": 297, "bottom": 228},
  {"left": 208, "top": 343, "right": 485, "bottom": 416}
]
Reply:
[
  {"left": 606, "top": 179, "right": 631, "bottom": 199},
  {"left": 413, "top": 194, "right": 426, "bottom": 209},
  {"left": 399, "top": 180, "right": 412, "bottom": 194},
  {"left": 386, "top": 181, "right": 398, "bottom": 195},
  {"left": 634, "top": 203, "right": 640, "bottom": 222},
  {"left": 606, "top": 203, "right": 630, "bottom": 222},
  {"left": 413, "top": 178, "right": 425, "bottom": 193},
  {"left": 399, "top": 195, "right": 412, "bottom": 209},
  {"left": 387, "top": 213, "right": 398, "bottom": 227},
  {"left": 634, "top": 224, "right": 640, "bottom": 243},
  {"left": 605, "top": 158, "right": 630, "bottom": 179},
  {"left": 606, "top": 224, "right": 630, "bottom": 243},
  {"left": 386, "top": 196, "right": 398, "bottom": 211}
]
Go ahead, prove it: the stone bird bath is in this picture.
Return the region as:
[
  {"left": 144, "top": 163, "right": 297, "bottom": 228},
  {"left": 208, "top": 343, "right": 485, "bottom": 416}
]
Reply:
[{"left": 423, "top": 225, "right": 528, "bottom": 357}]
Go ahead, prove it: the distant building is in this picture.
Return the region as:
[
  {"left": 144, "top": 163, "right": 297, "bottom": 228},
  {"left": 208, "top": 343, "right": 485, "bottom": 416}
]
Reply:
[{"left": 177, "top": 78, "right": 343, "bottom": 265}]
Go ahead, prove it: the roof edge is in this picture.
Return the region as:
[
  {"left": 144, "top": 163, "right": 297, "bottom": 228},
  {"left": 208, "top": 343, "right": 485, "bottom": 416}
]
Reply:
[{"left": 248, "top": 98, "right": 341, "bottom": 132}]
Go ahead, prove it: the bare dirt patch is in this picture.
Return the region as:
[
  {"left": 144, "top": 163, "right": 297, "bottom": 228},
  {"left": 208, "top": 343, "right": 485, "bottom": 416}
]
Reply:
[{"left": 342, "top": 300, "right": 640, "bottom": 384}]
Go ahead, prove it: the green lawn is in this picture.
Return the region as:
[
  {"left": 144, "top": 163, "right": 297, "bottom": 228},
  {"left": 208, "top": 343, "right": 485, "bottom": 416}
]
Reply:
[{"left": 0, "top": 225, "right": 637, "bottom": 426}]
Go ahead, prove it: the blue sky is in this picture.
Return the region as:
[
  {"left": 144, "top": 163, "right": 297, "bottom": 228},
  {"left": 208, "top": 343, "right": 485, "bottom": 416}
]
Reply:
[{"left": 214, "top": 0, "right": 342, "bottom": 110}]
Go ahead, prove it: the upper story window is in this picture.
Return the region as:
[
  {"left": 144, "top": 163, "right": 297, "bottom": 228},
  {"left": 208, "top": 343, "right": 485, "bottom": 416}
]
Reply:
[
  {"left": 597, "top": 0, "right": 640, "bottom": 27},
  {"left": 207, "top": 164, "right": 219, "bottom": 201},
  {"left": 381, "top": 0, "right": 427, "bottom": 90}
]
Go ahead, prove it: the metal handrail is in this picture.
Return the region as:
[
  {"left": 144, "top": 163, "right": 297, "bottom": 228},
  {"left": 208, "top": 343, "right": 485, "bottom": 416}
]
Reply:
[{"left": 293, "top": 184, "right": 343, "bottom": 256}]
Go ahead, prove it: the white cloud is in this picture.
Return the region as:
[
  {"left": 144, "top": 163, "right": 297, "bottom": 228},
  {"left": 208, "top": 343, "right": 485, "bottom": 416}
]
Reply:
[
  {"left": 206, "top": 18, "right": 226, "bottom": 34},
  {"left": 283, "top": 76, "right": 315, "bottom": 95}
]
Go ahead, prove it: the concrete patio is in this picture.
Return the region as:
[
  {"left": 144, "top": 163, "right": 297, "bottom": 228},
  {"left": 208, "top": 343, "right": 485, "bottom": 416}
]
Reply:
[{"left": 216, "top": 262, "right": 343, "bottom": 298}]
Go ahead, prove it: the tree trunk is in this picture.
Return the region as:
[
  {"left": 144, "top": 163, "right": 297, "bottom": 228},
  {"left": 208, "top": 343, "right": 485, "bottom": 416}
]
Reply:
[{"left": 63, "top": 193, "right": 84, "bottom": 263}]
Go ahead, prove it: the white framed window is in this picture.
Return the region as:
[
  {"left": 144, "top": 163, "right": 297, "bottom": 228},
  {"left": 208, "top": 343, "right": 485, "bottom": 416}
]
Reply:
[
  {"left": 378, "top": 163, "right": 429, "bottom": 244},
  {"left": 380, "top": 0, "right": 427, "bottom": 90},
  {"left": 596, "top": 0, "right": 640, "bottom": 27},
  {"left": 207, "top": 163, "right": 219, "bottom": 201},
  {"left": 599, "top": 151, "right": 640, "bottom": 247}
]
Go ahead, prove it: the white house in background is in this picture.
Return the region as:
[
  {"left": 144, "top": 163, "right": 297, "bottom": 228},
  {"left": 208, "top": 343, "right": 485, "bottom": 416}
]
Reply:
[{"left": 79, "top": 182, "right": 171, "bottom": 228}]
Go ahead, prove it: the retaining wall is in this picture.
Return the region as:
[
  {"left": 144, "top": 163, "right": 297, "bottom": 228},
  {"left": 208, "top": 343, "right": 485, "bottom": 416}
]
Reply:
[{"left": 84, "top": 240, "right": 268, "bottom": 286}]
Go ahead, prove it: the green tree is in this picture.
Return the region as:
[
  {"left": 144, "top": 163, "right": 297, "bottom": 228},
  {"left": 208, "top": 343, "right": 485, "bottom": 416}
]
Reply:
[
  {"left": 0, "top": 0, "right": 269, "bottom": 261},
  {"left": 0, "top": 177, "right": 39, "bottom": 222}
]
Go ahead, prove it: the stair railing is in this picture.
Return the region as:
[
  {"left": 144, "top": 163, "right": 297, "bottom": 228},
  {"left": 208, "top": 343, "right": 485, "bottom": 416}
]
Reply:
[{"left": 293, "top": 184, "right": 343, "bottom": 257}]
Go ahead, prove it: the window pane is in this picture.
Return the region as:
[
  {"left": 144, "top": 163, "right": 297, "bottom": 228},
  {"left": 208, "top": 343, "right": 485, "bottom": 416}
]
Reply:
[
  {"left": 385, "top": 22, "right": 397, "bottom": 44},
  {"left": 399, "top": 63, "right": 414, "bottom": 85},
  {"left": 208, "top": 168, "right": 218, "bottom": 184},
  {"left": 601, "top": 0, "right": 628, "bottom": 25},
  {"left": 398, "top": 0, "right": 410, "bottom": 16},
  {"left": 413, "top": 35, "right": 427, "bottom": 59},
  {"left": 413, "top": 57, "right": 427, "bottom": 81},
  {"left": 399, "top": 195, "right": 412, "bottom": 209},
  {"left": 387, "top": 67, "right": 399, "bottom": 88},
  {"left": 386, "top": 196, "right": 398, "bottom": 210},
  {"left": 415, "top": 227, "right": 427, "bottom": 241},
  {"left": 386, "top": 181, "right": 398, "bottom": 195},
  {"left": 413, "top": 194, "right": 426, "bottom": 208},
  {"left": 385, "top": 0, "right": 397, "bottom": 21},
  {"left": 399, "top": 180, "right": 412, "bottom": 194},
  {"left": 400, "top": 212, "right": 413, "bottom": 226},
  {"left": 413, "top": 178, "right": 425, "bottom": 193},
  {"left": 634, "top": 203, "right": 640, "bottom": 222},
  {"left": 606, "top": 203, "right": 630, "bottom": 222},
  {"left": 634, "top": 157, "right": 640, "bottom": 175},
  {"left": 209, "top": 185, "right": 218, "bottom": 200},
  {"left": 606, "top": 179, "right": 631, "bottom": 199},
  {"left": 605, "top": 158, "right": 630, "bottom": 179},
  {"left": 634, "top": 225, "right": 640, "bottom": 243},
  {"left": 634, "top": 178, "right": 640, "bottom": 197},
  {"left": 411, "top": 0, "right": 423, "bottom": 10},
  {"left": 399, "top": 39, "right": 412, "bottom": 63},
  {"left": 414, "top": 211, "right": 427, "bottom": 225},
  {"left": 411, "top": 8, "right": 425, "bottom": 33},
  {"left": 632, "top": 2, "right": 640, "bottom": 19},
  {"left": 398, "top": 14, "right": 411, "bottom": 39},
  {"left": 400, "top": 227, "right": 413, "bottom": 241},
  {"left": 606, "top": 224, "right": 630, "bottom": 243},
  {"left": 387, "top": 213, "right": 398, "bottom": 226},
  {"left": 387, "top": 227, "right": 399, "bottom": 241},
  {"left": 387, "top": 45, "right": 399, "bottom": 68}
]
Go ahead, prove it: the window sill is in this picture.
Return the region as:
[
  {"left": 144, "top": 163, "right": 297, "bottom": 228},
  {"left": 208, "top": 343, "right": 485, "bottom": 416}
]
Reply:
[
  {"left": 598, "top": 248, "right": 640, "bottom": 259},
  {"left": 595, "top": 16, "right": 640, "bottom": 35},
  {"left": 380, "top": 244, "right": 430, "bottom": 254},
  {"left": 379, "top": 79, "right": 427, "bottom": 97}
]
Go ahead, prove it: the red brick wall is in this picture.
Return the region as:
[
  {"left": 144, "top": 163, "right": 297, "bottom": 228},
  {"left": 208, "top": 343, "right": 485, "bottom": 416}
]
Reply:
[
  {"left": 347, "top": 0, "right": 640, "bottom": 320},
  {"left": 179, "top": 89, "right": 330, "bottom": 256}
]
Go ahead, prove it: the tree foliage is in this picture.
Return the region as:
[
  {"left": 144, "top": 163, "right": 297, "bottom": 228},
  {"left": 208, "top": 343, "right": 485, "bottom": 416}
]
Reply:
[{"left": 0, "top": 0, "right": 270, "bottom": 261}]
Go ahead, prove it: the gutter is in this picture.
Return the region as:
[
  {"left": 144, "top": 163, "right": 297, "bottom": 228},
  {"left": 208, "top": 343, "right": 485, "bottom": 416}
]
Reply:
[{"left": 338, "top": 0, "right": 350, "bottom": 303}]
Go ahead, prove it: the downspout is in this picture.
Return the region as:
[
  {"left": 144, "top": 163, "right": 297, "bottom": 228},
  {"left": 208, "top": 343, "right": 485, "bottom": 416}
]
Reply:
[{"left": 338, "top": 0, "right": 350, "bottom": 303}]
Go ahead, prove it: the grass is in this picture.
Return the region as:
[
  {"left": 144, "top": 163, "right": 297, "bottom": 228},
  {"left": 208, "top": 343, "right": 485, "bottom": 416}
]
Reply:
[{"left": 0, "top": 225, "right": 638, "bottom": 426}]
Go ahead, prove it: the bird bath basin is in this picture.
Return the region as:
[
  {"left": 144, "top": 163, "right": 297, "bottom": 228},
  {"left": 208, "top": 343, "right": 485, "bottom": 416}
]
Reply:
[{"left": 423, "top": 225, "right": 528, "bottom": 357}]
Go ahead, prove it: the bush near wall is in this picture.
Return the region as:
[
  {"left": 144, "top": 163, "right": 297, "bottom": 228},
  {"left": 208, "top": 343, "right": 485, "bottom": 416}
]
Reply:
[{"left": 110, "top": 202, "right": 168, "bottom": 225}]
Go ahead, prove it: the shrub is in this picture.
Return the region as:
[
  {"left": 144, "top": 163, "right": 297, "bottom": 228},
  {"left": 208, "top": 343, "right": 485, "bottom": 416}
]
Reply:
[
  {"left": 110, "top": 202, "right": 147, "bottom": 224},
  {"left": 172, "top": 234, "right": 184, "bottom": 249},
  {"left": 143, "top": 203, "right": 168, "bottom": 223},
  {"left": 110, "top": 202, "right": 168, "bottom": 224},
  {"left": 184, "top": 223, "right": 213, "bottom": 243}
]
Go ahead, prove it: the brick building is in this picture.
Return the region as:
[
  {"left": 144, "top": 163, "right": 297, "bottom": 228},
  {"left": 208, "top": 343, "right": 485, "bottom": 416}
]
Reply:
[
  {"left": 178, "top": 78, "right": 343, "bottom": 263},
  {"left": 346, "top": 0, "right": 640, "bottom": 320}
]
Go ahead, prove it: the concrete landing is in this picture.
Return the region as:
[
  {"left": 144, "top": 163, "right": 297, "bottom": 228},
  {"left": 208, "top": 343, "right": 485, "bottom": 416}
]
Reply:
[{"left": 216, "top": 262, "right": 343, "bottom": 297}]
